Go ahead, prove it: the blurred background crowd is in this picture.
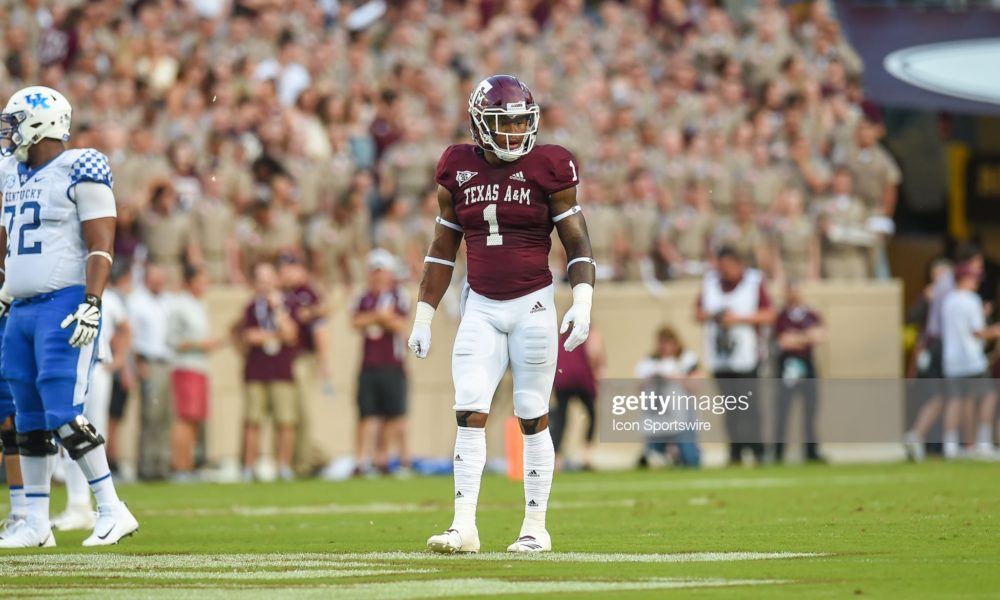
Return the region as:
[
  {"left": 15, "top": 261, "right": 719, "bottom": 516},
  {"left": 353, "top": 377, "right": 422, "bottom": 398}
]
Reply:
[
  {"left": 1, "top": 0, "right": 900, "bottom": 290},
  {"left": 4, "top": 0, "right": 998, "bottom": 482}
]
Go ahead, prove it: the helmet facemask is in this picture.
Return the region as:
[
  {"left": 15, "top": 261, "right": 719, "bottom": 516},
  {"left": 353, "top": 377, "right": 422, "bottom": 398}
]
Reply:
[
  {"left": 1, "top": 87, "right": 73, "bottom": 163},
  {"left": 0, "top": 111, "right": 28, "bottom": 162},
  {"left": 470, "top": 105, "right": 540, "bottom": 162}
]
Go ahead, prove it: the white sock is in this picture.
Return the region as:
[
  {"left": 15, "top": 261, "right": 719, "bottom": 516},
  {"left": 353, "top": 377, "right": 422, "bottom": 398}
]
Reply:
[
  {"left": 943, "top": 431, "right": 960, "bottom": 457},
  {"left": 20, "top": 454, "right": 54, "bottom": 528},
  {"left": 451, "top": 427, "right": 486, "bottom": 531},
  {"left": 73, "top": 446, "right": 121, "bottom": 509},
  {"left": 63, "top": 452, "right": 92, "bottom": 509},
  {"left": 522, "top": 429, "right": 554, "bottom": 529},
  {"left": 9, "top": 485, "right": 26, "bottom": 518},
  {"left": 976, "top": 423, "right": 993, "bottom": 447}
]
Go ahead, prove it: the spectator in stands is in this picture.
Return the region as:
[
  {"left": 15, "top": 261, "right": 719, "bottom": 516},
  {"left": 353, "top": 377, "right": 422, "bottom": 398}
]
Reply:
[
  {"left": 236, "top": 262, "right": 300, "bottom": 481},
  {"left": 695, "top": 247, "right": 775, "bottom": 466},
  {"left": 772, "top": 188, "right": 820, "bottom": 285},
  {"left": 167, "top": 265, "right": 220, "bottom": 482},
  {"left": 138, "top": 181, "right": 201, "bottom": 286},
  {"left": 127, "top": 264, "right": 174, "bottom": 481},
  {"left": 773, "top": 280, "right": 826, "bottom": 463},
  {"left": 940, "top": 262, "right": 1000, "bottom": 459},
  {"left": 351, "top": 250, "right": 410, "bottom": 476},
  {"left": 657, "top": 181, "right": 714, "bottom": 279},
  {"left": 835, "top": 115, "right": 901, "bottom": 279},
  {"left": 551, "top": 324, "right": 606, "bottom": 471},
  {"left": 635, "top": 326, "right": 703, "bottom": 468},
  {"left": 816, "top": 167, "right": 875, "bottom": 280}
]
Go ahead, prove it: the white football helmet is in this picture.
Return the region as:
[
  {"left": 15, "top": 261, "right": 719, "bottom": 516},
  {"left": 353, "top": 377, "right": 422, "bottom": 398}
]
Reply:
[{"left": 0, "top": 86, "right": 72, "bottom": 163}]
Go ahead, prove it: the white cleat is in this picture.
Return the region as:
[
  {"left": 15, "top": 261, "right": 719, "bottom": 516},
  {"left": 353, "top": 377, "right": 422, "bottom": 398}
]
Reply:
[
  {"left": 51, "top": 504, "right": 97, "bottom": 531},
  {"left": 0, "top": 514, "right": 25, "bottom": 540},
  {"left": 903, "top": 431, "right": 925, "bottom": 462},
  {"left": 427, "top": 525, "right": 480, "bottom": 554},
  {"left": 0, "top": 519, "right": 56, "bottom": 548},
  {"left": 82, "top": 502, "right": 139, "bottom": 547},
  {"left": 507, "top": 529, "right": 552, "bottom": 553}
]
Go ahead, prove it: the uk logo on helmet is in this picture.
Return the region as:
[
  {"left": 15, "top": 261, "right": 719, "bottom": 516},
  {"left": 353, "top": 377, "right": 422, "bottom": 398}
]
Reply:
[{"left": 25, "top": 93, "right": 50, "bottom": 109}]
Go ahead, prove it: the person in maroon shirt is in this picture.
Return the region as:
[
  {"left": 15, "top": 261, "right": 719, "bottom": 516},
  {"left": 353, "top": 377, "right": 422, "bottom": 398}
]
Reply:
[
  {"left": 550, "top": 324, "right": 605, "bottom": 471},
  {"left": 407, "top": 75, "right": 597, "bottom": 554},
  {"left": 774, "top": 280, "right": 827, "bottom": 463},
  {"left": 278, "top": 254, "right": 332, "bottom": 477},
  {"left": 351, "top": 249, "right": 409, "bottom": 476},
  {"left": 235, "top": 262, "right": 299, "bottom": 482}
]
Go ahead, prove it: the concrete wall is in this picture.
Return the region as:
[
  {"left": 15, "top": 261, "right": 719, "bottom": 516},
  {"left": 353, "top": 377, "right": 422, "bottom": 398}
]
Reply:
[{"left": 116, "top": 280, "right": 903, "bottom": 468}]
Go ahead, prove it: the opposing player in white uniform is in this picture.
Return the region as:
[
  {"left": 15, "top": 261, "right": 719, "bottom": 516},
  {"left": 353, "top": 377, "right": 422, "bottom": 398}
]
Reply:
[{"left": 0, "top": 86, "right": 138, "bottom": 547}]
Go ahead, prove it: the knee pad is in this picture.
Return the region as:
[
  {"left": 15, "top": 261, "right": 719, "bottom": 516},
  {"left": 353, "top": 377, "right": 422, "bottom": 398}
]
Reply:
[
  {"left": 16, "top": 430, "right": 58, "bottom": 457},
  {"left": 56, "top": 415, "right": 105, "bottom": 460},
  {"left": 0, "top": 428, "right": 18, "bottom": 456}
]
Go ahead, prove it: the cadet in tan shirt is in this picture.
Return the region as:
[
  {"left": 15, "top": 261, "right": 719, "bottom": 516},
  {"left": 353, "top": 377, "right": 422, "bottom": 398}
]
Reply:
[
  {"left": 657, "top": 181, "right": 715, "bottom": 279},
  {"left": 235, "top": 199, "right": 304, "bottom": 279},
  {"left": 816, "top": 168, "right": 876, "bottom": 280},
  {"left": 772, "top": 188, "right": 820, "bottom": 284},
  {"left": 138, "top": 182, "right": 200, "bottom": 286},
  {"left": 191, "top": 175, "right": 241, "bottom": 284}
]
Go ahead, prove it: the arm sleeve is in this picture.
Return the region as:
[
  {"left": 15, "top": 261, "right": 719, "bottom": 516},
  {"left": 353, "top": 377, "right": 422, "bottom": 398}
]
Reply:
[
  {"left": 72, "top": 181, "right": 118, "bottom": 221},
  {"left": 434, "top": 145, "right": 457, "bottom": 193}
]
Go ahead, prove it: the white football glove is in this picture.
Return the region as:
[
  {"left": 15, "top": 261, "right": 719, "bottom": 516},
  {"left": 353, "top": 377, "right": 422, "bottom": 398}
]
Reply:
[
  {"left": 560, "top": 283, "right": 593, "bottom": 353},
  {"left": 60, "top": 294, "right": 102, "bottom": 348},
  {"left": 0, "top": 287, "right": 12, "bottom": 321},
  {"left": 408, "top": 301, "right": 435, "bottom": 359}
]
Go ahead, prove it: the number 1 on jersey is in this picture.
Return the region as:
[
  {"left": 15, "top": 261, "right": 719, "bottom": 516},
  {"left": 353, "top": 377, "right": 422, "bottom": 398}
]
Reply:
[{"left": 483, "top": 204, "right": 503, "bottom": 246}]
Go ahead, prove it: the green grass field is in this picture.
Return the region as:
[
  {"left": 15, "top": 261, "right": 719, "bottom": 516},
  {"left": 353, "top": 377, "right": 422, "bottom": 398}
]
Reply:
[{"left": 1, "top": 461, "right": 997, "bottom": 598}]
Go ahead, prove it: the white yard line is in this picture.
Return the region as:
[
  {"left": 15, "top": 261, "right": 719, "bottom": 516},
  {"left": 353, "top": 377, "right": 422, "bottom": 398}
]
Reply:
[{"left": 2, "top": 577, "right": 791, "bottom": 599}]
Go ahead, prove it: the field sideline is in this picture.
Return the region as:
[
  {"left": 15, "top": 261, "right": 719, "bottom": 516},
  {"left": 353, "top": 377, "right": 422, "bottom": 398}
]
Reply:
[{"left": 1, "top": 461, "right": 995, "bottom": 598}]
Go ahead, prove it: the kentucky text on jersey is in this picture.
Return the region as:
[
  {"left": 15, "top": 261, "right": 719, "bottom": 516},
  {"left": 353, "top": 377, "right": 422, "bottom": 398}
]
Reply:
[
  {"left": 463, "top": 184, "right": 532, "bottom": 206},
  {"left": 2, "top": 188, "right": 45, "bottom": 203}
]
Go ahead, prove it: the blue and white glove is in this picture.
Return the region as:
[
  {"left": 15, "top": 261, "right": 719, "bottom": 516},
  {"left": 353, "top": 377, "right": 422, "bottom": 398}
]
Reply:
[
  {"left": 0, "top": 287, "right": 12, "bottom": 321},
  {"left": 560, "top": 283, "right": 593, "bottom": 352},
  {"left": 60, "top": 294, "right": 101, "bottom": 348},
  {"left": 407, "top": 301, "right": 435, "bottom": 359}
]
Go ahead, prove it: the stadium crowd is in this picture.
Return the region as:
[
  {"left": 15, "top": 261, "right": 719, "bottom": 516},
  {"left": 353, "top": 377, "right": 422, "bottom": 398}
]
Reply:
[
  {"left": 0, "top": 0, "right": 917, "bottom": 479},
  {"left": 1, "top": 0, "right": 900, "bottom": 290}
]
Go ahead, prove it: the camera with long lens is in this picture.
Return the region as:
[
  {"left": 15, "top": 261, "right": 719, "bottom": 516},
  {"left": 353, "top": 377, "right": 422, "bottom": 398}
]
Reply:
[{"left": 713, "top": 311, "right": 736, "bottom": 356}]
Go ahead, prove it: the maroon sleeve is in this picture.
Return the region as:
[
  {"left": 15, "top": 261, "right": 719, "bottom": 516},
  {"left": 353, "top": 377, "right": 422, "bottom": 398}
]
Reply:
[
  {"left": 809, "top": 309, "right": 823, "bottom": 327},
  {"left": 352, "top": 294, "right": 366, "bottom": 317},
  {"left": 536, "top": 145, "right": 579, "bottom": 195},
  {"left": 241, "top": 303, "right": 256, "bottom": 329},
  {"left": 774, "top": 309, "right": 791, "bottom": 337},
  {"left": 758, "top": 282, "right": 771, "bottom": 309},
  {"left": 434, "top": 145, "right": 458, "bottom": 194}
]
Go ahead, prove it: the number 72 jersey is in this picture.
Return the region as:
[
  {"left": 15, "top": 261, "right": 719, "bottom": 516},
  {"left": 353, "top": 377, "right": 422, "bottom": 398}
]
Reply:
[
  {"left": 434, "top": 143, "right": 579, "bottom": 301},
  {"left": 0, "top": 149, "right": 113, "bottom": 299}
]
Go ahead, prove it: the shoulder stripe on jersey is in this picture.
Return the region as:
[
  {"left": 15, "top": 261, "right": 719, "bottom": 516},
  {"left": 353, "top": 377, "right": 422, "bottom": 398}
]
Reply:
[
  {"left": 552, "top": 205, "right": 582, "bottom": 223},
  {"left": 435, "top": 216, "right": 464, "bottom": 233}
]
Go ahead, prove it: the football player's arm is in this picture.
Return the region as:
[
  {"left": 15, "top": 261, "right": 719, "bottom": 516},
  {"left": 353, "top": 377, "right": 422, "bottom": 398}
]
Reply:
[
  {"left": 551, "top": 186, "right": 596, "bottom": 352},
  {"left": 407, "top": 185, "right": 462, "bottom": 358},
  {"left": 60, "top": 182, "right": 117, "bottom": 347}
]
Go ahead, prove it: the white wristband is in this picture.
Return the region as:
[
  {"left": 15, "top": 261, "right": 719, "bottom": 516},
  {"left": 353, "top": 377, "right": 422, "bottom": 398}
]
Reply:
[
  {"left": 571, "top": 283, "right": 594, "bottom": 309},
  {"left": 414, "top": 301, "right": 436, "bottom": 325}
]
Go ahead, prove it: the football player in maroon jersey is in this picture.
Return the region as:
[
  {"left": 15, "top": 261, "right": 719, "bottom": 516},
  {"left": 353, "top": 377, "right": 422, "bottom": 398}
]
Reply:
[{"left": 408, "top": 75, "right": 596, "bottom": 553}]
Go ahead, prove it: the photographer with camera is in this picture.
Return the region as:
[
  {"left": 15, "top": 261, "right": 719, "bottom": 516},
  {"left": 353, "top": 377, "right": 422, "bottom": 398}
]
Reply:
[{"left": 695, "top": 247, "right": 775, "bottom": 466}]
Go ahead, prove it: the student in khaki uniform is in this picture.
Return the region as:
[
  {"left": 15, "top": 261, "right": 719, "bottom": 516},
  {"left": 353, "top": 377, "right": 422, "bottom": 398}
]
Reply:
[
  {"left": 235, "top": 198, "right": 304, "bottom": 280},
  {"left": 191, "top": 175, "right": 241, "bottom": 284},
  {"left": 657, "top": 181, "right": 715, "bottom": 279},
  {"left": 772, "top": 188, "right": 820, "bottom": 284},
  {"left": 743, "top": 142, "right": 785, "bottom": 216},
  {"left": 712, "top": 195, "right": 768, "bottom": 272},
  {"left": 138, "top": 181, "right": 201, "bottom": 286},
  {"left": 306, "top": 200, "right": 369, "bottom": 290},
  {"left": 816, "top": 168, "right": 875, "bottom": 280},
  {"left": 839, "top": 117, "right": 901, "bottom": 279}
]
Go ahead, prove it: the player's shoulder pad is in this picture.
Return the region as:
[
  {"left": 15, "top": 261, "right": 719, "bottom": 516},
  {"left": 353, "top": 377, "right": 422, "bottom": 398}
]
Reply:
[
  {"left": 68, "top": 148, "right": 114, "bottom": 189},
  {"left": 532, "top": 144, "right": 579, "bottom": 195}
]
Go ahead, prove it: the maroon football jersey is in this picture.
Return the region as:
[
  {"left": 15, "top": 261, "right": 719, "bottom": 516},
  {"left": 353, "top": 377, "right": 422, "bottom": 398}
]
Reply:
[{"left": 435, "top": 144, "right": 579, "bottom": 300}]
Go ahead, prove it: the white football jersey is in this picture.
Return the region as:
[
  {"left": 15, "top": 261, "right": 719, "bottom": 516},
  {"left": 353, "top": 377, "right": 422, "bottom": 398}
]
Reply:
[{"left": 0, "top": 149, "right": 114, "bottom": 298}]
